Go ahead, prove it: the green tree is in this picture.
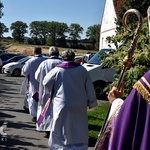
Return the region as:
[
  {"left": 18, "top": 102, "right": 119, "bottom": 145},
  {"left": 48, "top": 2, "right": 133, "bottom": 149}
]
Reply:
[
  {"left": 123, "top": 0, "right": 149, "bottom": 17},
  {"left": 29, "top": 21, "right": 40, "bottom": 45},
  {"left": 37, "top": 21, "right": 48, "bottom": 45},
  {"left": 29, "top": 21, "right": 68, "bottom": 46},
  {"left": 86, "top": 24, "right": 100, "bottom": 50},
  {"left": 56, "top": 22, "right": 68, "bottom": 47},
  {"left": 0, "top": 1, "right": 8, "bottom": 45},
  {"left": 46, "top": 21, "right": 68, "bottom": 46},
  {"left": 103, "top": 18, "right": 150, "bottom": 97},
  {"left": 114, "top": 0, "right": 149, "bottom": 23},
  {"left": 0, "top": 1, "right": 4, "bottom": 19},
  {"left": 0, "top": 23, "right": 9, "bottom": 38},
  {"left": 68, "top": 23, "right": 83, "bottom": 48},
  {"left": 46, "top": 21, "right": 59, "bottom": 46},
  {"left": 10, "top": 21, "right": 28, "bottom": 43},
  {"left": 29, "top": 21, "right": 48, "bottom": 45}
]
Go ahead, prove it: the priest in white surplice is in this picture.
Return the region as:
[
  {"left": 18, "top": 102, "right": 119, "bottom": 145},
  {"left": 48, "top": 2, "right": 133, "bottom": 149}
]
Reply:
[
  {"left": 43, "top": 49, "right": 98, "bottom": 150},
  {"left": 35, "top": 46, "right": 62, "bottom": 138},
  {"left": 22, "top": 47, "right": 47, "bottom": 122}
]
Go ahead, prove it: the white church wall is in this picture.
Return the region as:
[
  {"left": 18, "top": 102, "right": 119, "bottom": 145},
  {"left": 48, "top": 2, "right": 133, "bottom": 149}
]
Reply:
[{"left": 99, "top": 0, "right": 117, "bottom": 49}]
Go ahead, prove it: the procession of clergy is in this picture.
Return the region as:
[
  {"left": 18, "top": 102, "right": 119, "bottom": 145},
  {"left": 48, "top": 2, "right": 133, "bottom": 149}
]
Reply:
[
  {"left": 20, "top": 45, "right": 150, "bottom": 150},
  {"left": 21, "top": 46, "right": 98, "bottom": 150},
  {"left": 20, "top": 6, "right": 150, "bottom": 150}
]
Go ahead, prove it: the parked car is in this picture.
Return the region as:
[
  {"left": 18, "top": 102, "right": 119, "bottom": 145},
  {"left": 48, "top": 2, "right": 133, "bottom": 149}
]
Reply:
[
  {"left": 2, "top": 56, "right": 32, "bottom": 77},
  {"left": 0, "top": 53, "right": 20, "bottom": 62},
  {"left": 82, "top": 48, "right": 115, "bottom": 99},
  {"left": 81, "top": 53, "right": 95, "bottom": 64},
  {"left": 74, "top": 53, "right": 95, "bottom": 64},
  {"left": 2, "top": 55, "right": 26, "bottom": 66},
  {"left": 0, "top": 53, "right": 23, "bottom": 72},
  {"left": 74, "top": 55, "right": 83, "bottom": 64},
  {"left": 0, "top": 46, "right": 7, "bottom": 54}
]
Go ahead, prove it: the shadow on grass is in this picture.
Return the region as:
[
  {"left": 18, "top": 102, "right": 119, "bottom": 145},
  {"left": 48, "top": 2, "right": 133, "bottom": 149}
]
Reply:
[
  {"left": 88, "top": 124, "right": 101, "bottom": 132},
  {"left": 88, "top": 137, "right": 97, "bottom": 147},
  {"left": 88, "top": 124, "right": 102, "bottom": 147}
]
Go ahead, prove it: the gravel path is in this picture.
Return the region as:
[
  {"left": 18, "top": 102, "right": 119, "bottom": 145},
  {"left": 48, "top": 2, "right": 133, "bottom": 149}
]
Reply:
[
  {"left": 0, "top": 73, "right": 107, "bottom": 150},
  {"left": 0, "top": 74, "right": 49, "bottom": 150}
]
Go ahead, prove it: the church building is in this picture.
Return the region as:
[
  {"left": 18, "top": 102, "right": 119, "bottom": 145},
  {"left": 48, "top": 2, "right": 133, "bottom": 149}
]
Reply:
[{"left": 99, "top": 0, "right": 123, "bottom": 49}]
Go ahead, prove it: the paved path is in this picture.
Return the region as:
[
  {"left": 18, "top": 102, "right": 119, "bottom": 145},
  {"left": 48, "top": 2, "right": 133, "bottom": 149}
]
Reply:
[{"left": 0, "top": 73, "right": 107, "bottom": 150}]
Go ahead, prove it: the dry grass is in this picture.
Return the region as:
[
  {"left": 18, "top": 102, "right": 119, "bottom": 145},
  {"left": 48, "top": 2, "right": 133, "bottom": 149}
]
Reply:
[
  {"left": 6, "top": 45, "right": 47, "bottom": 56},
  {"left": 5, "top": 45, "right": 97, "bottom": 56}
]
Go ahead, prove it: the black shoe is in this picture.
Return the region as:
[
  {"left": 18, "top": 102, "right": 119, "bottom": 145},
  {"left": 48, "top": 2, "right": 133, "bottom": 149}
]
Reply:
[
  {"left": 44, "top": 131, "right": 50, "bottom": 138},
  {"left": 32, "top": 117, "right": 37, "bottom": 123},
  {"left": 23, "top": 106, "right": 29, "bottom": 114}
]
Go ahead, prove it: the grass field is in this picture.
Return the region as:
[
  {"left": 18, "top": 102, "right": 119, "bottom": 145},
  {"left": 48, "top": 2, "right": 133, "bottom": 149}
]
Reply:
[
  {"left": 4, "top": 43, "right": 98, "bottom": 56},
  {"left": 88, "top": 102, "right": 110, "bottom": 140}
]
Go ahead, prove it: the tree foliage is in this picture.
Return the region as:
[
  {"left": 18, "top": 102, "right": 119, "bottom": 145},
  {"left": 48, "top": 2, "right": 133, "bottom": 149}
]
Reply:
[
  {"left": 0, "top": 1, "right": 4, "bottom": 19},
  {"left": 123, "top": 0, "right": 150, "bottom": 18},
  {"left": 1, "top": 1, "right": 100, "bottom": 49},
  {"left": 102, "top": 10, "right": 150, "bottom": 97},
  {"left": 29, "top": 21, "right": 48, "bottom": 45},
  {"left": 0, "top": 23, "right": 9, "bottom": 38},
  {"left": 10, "top": 21, "right": 28, "bottom": 43},
  {"left": 86, "top": 24, "right": 100, "bottom": 50},
  {"left": 29, "top": 21, "right": 68, "bottom": 46},
  {"left": 0, "top": 1, "right": 8, "bottom": 43},
  {"left": 56, "top": 22, "right": 68, "bottom": 47},
  {"left": 1, "top": 1, "right": 100, "bottom": 50},
  {"left": 68, "top": 23, "right": 83, "bottom": 48}
]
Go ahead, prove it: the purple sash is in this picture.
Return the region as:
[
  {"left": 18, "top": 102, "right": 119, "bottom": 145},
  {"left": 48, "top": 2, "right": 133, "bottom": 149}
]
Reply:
[
  {"left": 37, "top": 98, "right": 51, "bottom": 126},
  {"left": 57, "top": 61, "right": 80, "bottom": 68}
]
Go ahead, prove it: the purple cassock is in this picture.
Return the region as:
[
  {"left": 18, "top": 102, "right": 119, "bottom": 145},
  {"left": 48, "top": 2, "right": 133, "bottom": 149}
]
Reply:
[{"left": 109, "top": 70, "right": 150, "bottom": 150}]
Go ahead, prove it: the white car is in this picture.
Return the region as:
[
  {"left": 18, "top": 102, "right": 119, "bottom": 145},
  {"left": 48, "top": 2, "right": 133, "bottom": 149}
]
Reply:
[
  {"left": 2, "top": 56, "right": 32, "bottom": 76},
  {"left": 82, "top": 48, "right": 115, "bottom": 99}
]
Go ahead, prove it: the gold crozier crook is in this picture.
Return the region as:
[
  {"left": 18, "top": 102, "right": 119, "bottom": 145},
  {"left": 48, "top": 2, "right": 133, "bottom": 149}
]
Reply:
[{"left": 117, "top": 9, "right": 143, "bottom": 90}]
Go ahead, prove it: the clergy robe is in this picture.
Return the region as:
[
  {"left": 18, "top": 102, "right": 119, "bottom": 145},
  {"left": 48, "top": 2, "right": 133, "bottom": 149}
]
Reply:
[
  {"left": 96, "top": 70, "right": 150, "bottom": 150},
  {"left": 109, "top": 70, "right": 150, "bottom": 150},
  {"left": 43, "top": 61, "right": 98, "bottom": 150},
  {"left": 35, "top": 56, "right": 62, "bottom": 131},
  {"left": 20, "top": 76, "right": 30, "bottom": 109},
  {"left": 22, "top": 55, "right": 47, "bottom": 117},
  {"left": 95, "top": 98, "right": 123, "bottom": 150}
]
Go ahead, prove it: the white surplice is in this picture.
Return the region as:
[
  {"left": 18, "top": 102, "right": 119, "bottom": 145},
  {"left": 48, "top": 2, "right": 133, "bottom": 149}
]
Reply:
[
  {"left": 35, "top": 57, "right": 62, "bottom": 131},
  {"left": 22, "top": 55, "right": 47, "bottom": 117},
  {"left": 43, "top": 63, "right": 98, "bottom": 149}
]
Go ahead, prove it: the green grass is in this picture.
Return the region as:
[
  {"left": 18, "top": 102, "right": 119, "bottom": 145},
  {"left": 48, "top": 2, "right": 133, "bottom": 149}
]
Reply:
[{"left": 88, "top": 102, "right": 110, "bottom": 140}]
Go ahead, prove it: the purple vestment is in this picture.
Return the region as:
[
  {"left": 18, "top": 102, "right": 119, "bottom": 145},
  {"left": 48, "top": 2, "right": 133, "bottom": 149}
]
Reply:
[
  {"left": 96, "top": 70, "right": 150, "bottom": 150},
  {"left": 110, "top": 70, "right": 150, "bottom": 150}
]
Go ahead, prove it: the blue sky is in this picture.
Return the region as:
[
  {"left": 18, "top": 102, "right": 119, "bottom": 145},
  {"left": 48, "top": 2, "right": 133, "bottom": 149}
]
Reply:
[{"left": 1, "top": 0, "right": 106, "bottom": 39}]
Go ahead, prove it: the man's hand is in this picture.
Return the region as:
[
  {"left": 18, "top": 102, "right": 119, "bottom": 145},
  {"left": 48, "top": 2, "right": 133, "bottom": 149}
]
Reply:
[{"left": 107, "top": 85, "right": 123, "bottom": 103}]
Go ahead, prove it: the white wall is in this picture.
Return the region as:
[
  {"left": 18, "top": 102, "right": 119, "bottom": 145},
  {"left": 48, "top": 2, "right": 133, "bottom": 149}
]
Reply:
[{"left": 99, "top": 0, "right": 117, "bottom": 49}]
